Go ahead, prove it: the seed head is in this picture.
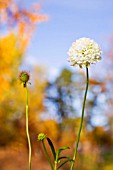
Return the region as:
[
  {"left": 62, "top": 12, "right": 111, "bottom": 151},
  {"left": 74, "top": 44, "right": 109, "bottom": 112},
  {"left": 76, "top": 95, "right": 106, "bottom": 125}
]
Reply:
[{"left": 19, "top": 71, "right": 30, "bottom": 87}]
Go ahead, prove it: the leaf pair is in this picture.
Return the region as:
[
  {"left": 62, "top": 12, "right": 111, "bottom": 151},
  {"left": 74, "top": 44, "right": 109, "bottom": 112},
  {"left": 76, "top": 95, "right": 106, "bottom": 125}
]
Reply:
[{"left": 46, "top": 137, "right": 73, "bottom": 169}]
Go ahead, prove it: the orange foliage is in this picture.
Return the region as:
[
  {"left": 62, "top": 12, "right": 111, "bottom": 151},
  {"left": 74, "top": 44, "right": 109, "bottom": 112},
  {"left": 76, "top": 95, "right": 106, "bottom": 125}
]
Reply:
[
  {"left": 0, "top": 0, "right": 48, "bottom": 51},
  {"left": 0, "top": 0, "right": 11, "bottom": 9}
]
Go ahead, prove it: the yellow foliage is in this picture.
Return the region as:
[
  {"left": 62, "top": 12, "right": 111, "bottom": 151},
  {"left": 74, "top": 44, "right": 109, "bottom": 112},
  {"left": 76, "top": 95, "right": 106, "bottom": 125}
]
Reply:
[
  {"left": 38, "top": 120, "right": 59, "bottom": 140},
  {"left": 0, "top": 0, "right": 48, "bottom": 147},
  {"left": 0, "top": 33, "right": 22, "bottom": 65},
  {"left": 103, "top": 164, "right": 113, "bottom": 170},
  {"left": 0, "top": 33, "right": 22, "bottom": 101}
]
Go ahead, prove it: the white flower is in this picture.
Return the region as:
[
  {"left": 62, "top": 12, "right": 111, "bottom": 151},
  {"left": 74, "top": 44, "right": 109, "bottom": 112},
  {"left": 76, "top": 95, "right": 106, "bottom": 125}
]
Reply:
[{"left": 67, "top": 37, "right": 102, "bottom": 68}]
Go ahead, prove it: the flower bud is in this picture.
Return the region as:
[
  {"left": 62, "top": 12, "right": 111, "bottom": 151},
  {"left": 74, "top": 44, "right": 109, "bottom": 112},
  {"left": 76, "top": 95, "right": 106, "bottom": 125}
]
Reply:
[
  {"left": 19, "top": 71, "right": 30, "bottom": 87},
  {"left": 38, "top": 133, "right": 46, "bottom": 141}
]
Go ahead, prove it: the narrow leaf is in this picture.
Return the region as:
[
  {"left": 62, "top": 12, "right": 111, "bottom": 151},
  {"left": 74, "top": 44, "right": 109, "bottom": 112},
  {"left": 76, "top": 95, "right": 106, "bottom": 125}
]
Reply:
[
  {"left": 57, "top": 146, "right": 70, "bottom": 157},
  {"left": 58, "top": 156, "right": 70, "bottom": 161},
  {"left": 57, "top": 158, "right": 73, "bottom": 169},
  {"left": 42, "top": 140, "right": 53, "bottom": 170},
  {"left": 46, "top": 137, "right": 56, "bottom": 160}
]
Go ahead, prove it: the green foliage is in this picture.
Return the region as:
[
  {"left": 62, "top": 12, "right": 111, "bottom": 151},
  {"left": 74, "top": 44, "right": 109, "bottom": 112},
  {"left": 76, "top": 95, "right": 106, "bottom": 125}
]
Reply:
[
  {"left": 38, "top": 135, "right": 72, "bottom": 170},
  {"left": 47, "top": 137, "right": 56, "bottom": 160}
]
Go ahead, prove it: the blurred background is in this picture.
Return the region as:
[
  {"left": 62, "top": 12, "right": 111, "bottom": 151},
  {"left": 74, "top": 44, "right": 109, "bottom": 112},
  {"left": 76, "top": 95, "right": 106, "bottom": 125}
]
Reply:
[{"left": 0, "top": 0, "right": 113, "bottom": 169}]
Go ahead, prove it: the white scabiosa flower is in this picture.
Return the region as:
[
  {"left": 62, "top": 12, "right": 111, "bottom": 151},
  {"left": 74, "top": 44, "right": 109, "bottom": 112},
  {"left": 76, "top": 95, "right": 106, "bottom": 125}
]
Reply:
[{"left": 67, "top": 37, "right": 102, "bottom": 68}]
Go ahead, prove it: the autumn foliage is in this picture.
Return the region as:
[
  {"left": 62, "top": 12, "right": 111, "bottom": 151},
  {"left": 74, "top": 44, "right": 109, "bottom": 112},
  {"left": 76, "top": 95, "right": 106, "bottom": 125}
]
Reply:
[{"left": 0, "top": 0, "right": 48, "bottom": 145}]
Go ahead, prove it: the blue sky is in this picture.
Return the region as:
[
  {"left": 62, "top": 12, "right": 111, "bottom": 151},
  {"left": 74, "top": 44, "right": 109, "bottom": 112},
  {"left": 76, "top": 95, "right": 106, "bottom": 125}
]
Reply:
[
  {"left": 15, "top": 0, "right": 113, "bottom": 124},
  {"left": 20, "top": 0, "right": 113, "bottom": 78}
]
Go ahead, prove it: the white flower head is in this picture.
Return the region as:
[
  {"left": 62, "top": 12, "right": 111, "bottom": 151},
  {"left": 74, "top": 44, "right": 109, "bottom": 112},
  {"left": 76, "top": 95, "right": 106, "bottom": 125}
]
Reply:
[{"left": 67, "top": 37, "right": 102, "bottom": 68}]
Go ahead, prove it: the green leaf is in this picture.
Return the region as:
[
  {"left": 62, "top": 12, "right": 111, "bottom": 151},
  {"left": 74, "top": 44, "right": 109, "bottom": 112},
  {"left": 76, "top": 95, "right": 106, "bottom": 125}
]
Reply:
[
  {"left": 57, "top": 156, "right": 70, "bottom": 161},
  {"left": 42, "top": 140, "right": 54, "bottom": 170},
  {"left": 57, "top": 146, "right": 70, "bottom": 157},
  {"left": 46, "top": 137, "right": 56, "bottom": 160},
  {"left": 57, "top": 158, "right": 73, "bottom": 169}
]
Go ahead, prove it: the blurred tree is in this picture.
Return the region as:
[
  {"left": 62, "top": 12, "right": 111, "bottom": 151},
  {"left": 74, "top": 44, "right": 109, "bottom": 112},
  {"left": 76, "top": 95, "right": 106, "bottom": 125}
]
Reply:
[
  {"left": 85, "top": 79, "right": 107, "bottom": 129},
  {"left": 45, "top": 68, "right": 85, "bottom": 120},
  {"left": 45, "top": 67, "right": 106, "bottom": 126},
  {"left": 44, "top": 67, "right": 113, "bottom": 165}
]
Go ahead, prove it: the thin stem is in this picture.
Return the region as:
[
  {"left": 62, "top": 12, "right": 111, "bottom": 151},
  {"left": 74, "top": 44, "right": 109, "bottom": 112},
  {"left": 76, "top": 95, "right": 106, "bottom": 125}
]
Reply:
[
  {"left": 70, "top": 67, "right": 89, "bottom": 170},
  {"left": 42, "top": 140, "right": 54, "bottom": 170},
  {"left": 26, "top": 87, "right": 32, "bottom": 170},
  {"left": 54, "top": 162, "right": 57, "bottom": 170},
  {"left": 54, "top": 153, "right": 58, "bottom": 170}
]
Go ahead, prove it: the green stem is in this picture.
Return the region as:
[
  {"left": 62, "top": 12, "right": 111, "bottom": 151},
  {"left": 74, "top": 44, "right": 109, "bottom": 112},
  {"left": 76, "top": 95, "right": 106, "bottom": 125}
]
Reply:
[
  {"left": 70, "top": 67, "right": 89, "bottom": 170},
  {"left": 54, "top": 153, "right": 58, "bottom": 170},
  {"left": 54, "top": 162, "right": 57, "bottom": 170},
  {"left": 26, "top": 87, "right": 32, "bottom": 170},
  {"left": 42, "top": 140, "right": 54, "bottom": 170}
]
